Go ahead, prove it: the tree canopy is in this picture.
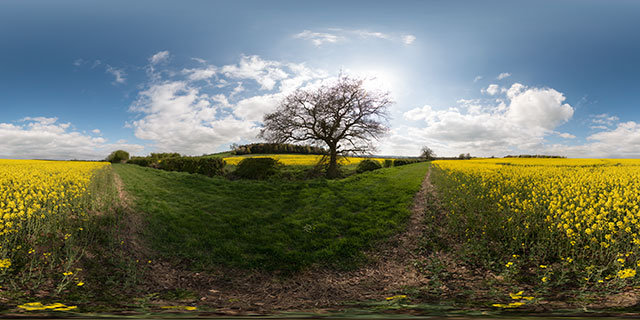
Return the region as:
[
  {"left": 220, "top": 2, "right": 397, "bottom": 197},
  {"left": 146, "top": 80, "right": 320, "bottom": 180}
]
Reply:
[{"left": 260, "top": 75, "right": 391, "bottom": 178}]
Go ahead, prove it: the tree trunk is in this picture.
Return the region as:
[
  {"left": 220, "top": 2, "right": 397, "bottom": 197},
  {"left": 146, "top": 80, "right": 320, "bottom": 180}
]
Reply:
[{"left": 327, "top": 145, "right": 339, "bottom": 179}]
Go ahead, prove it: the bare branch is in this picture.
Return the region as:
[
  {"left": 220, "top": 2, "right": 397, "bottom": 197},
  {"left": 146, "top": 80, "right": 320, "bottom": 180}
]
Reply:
[{"left": 260, "top": 74, "right": 392, "bottom": 178}]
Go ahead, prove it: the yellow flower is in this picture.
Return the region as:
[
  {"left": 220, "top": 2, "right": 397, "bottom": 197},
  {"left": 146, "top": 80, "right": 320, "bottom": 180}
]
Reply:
[
  {"left": 0, "top": 258, "right": 11, "bottom": 269},
  {"left": 618, "top": 268, "right": 636, "bottom": 279},
  {"left": 385, "top": 295, "right": 407, "bottom": 300},
  {"left": 509, "top": 291, "right": 524, "bottom": 299},
  {"left": 76, "top": 282, "right": 84, "bottom": 286}
]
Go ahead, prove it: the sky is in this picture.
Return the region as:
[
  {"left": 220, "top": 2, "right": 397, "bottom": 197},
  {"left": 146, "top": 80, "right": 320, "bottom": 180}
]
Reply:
[{"left": 1, "top": 0, "right": 640, "bottom": 159}]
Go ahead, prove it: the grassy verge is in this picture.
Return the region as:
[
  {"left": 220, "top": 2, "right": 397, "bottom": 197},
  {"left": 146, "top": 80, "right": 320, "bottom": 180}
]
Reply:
[{"left": 113, "top": 162, "right": 429, "bottom": 273}]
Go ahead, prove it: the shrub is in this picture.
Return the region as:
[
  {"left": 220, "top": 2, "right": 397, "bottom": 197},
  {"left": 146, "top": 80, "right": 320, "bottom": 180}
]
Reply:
[
  {"left": 127, "top": 156, "right": 152, "bottom": 167},
  {"left": 383, "top": 159, "right": 393, "bottom": 168},
  {"left": 356, "top": 159, "right": 382, "bottom": 173},
  {"left": 235, "top": 157, "right": 282, "bottom": 180},
  {"left": 393, "top": 158, "right": 424, "bottom": 166},
  {"left": 158, "top": 157, "right": 225, "bottom": 177},
  {"left": 106, "top": 150, "right": 130, "bottom": 163}
]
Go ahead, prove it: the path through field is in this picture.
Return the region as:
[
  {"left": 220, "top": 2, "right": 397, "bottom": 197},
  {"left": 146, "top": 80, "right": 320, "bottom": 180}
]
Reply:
[{"left": 115, "top": 166, "right": 436, "bottom": 314}]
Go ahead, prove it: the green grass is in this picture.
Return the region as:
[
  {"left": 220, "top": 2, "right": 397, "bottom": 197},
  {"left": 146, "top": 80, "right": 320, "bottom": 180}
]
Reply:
[
  {"left": 201, "top": 151, "right": 234, "bottom": 158},
  {"left": 113, "top": 162, "right": 429, "bottom": 272}
]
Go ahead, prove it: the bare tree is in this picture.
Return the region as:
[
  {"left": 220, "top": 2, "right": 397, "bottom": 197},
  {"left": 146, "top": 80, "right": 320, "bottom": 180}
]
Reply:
[
  {"left": 259, "top": 75, "right": 391, "bottom": 178},
  {"left": 420, "top": 146, "right": 436, "bottom": 160}
]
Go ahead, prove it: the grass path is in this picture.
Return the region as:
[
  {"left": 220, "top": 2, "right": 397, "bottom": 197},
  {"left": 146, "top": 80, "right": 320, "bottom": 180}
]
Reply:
[
  {"left": 110, "top": 162, "right": 435, "bottom": 313},
  {"left": 112, "top": 162, "right": 429, "bottom": 273}
]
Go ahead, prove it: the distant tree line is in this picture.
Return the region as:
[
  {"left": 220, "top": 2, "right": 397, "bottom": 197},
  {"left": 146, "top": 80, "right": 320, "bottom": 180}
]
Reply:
[{"left": 230, "top": 143, "right": 327, "bottom": 156}]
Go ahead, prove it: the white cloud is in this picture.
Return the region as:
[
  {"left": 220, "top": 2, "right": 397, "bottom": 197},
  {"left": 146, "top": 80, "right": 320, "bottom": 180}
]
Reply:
[
  {"left": 182, "top": 66, "right": 217, "bottom": 81},
  {"left": 73, "top": 58, "right": 86, "bottom": 67},
  {"left": 128, "top": 55, "right": 328, "bottom": 155},
  {"left": 105, "top": 65, "right": 126, "bottom": 84},
  {"left": 354, "top": 30, "right": 391, "bottom": 40},
  {"left": 402, "top": 34, "right": 416, "bottom": 45},
  {"left": 403, "top": 105, "right": 432, "bottom": 121},
  {"left": 557, "top": 132, "right": 576, "bottom": 139},
  {"left": 545, "top": 121, "right": 640, "bottom": 158},
  {"left": 92, "top": 129, "right": 101, "bottom": 134},
  {"left": 473, "top": 76, "right": 483, "bottom": 83},
  {"left": 149, "top": 50, "right": 170, "bottom": 65},
  {"left": 294, "top": 30, "right": 343, "bottom": 46},
  {"left": 383, "top": 83, "right": 574, "bottom": 157},
  {"left": 482, "top": 84, "right": 500, "bottom": 95},
  {"left": 0, "top": 117, "right": 142, "bottom": 160},
  {"left": 505, "top": 84, "right": 574, "bottom": 130},
  {"left": 294, "top": 28, "right": 414, "bottom": 46},
  {"left": 233, "top": 93, "right": 282, "bottom": 122},
  {"left": 591, "top": 113, "right": 619, "bottom": 126},
  {"left": 130, "top": 81, "right": 240, "bottom": 154},
  {"left": 497, "top": 72, "right": 511, "bottom": 80},
  {"left": 221, "top": 55, "right": 289, "bottom": 91}
]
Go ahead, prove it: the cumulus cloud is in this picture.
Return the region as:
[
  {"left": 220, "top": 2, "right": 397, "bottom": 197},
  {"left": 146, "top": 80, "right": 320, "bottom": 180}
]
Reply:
[
  {"left": 388, "top": 83, "right": 575, "bottom": 157},
  {"left": 545, "top": 121, "right": 640, "bottom": 158},
  {"left": 402, "top": 34, "right": 416, "bottom": 45},
  {"left": 149, "top": 51, "right": 170, "bottom": 64},
  {"left": 182, "top": 66, "right": 217, "bottom": 81},
  {"left": 497, "top": 72, "right": 511, "bottom": 80},
  {"left": 557, "top": 132, "right": 576, "bottom": 139},
  {"left": 128, "top": 54, "right": 328, "bottom": 155},
  {"left": 0, "top": 117, "right": 142, "bottom": 160},
  {"left": 403, "top": 105, "right": 432, "bottom": 121},
  {"left": 505, "top": 85, "right": 574, "bottom": 130},
  {"left": 221, "top": 55, "right": 289, "bottom": 91},
  {"left": 483, "top": 84, "right": 500, "bottom": 95}
]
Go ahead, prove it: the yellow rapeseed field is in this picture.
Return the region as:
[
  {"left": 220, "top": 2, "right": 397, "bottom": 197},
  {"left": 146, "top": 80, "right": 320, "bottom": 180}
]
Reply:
[
  {"left": 0, "top": 159, "right": 110, "bottom": 287},
  {"left": 432, "top": 158, "right": 640, "bottom": 284},
  {"left": 223, "top": 154, "right": 390, "bottom": 166}
]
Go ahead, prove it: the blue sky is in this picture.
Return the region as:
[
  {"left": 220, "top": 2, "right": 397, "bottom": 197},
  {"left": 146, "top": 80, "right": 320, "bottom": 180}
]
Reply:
[{"left": 1, "top": 0, "right": 640, "bottom": 159}]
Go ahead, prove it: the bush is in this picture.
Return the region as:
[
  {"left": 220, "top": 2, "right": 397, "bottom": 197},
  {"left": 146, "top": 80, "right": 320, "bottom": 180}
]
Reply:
[
  {"left": 158, "top": 157, "right": 225, "bottom": 177},
  {"left": 356, "top": 159, "right": 382, "bottom": 173},
  {"left": 393, "top": 158, "right": 424, "bottom": 166},
  {"left": 383, "top": 159, "right": 393, "bottom": 168},
  {"left": 106, "top": 150, "right": 130, "bottom": 163},
  {"left": 235, "top": 157, "right": 282, "bottom": 180},
  {"left": 127, "top": 156, "right": 152, "bottom": 167}
]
